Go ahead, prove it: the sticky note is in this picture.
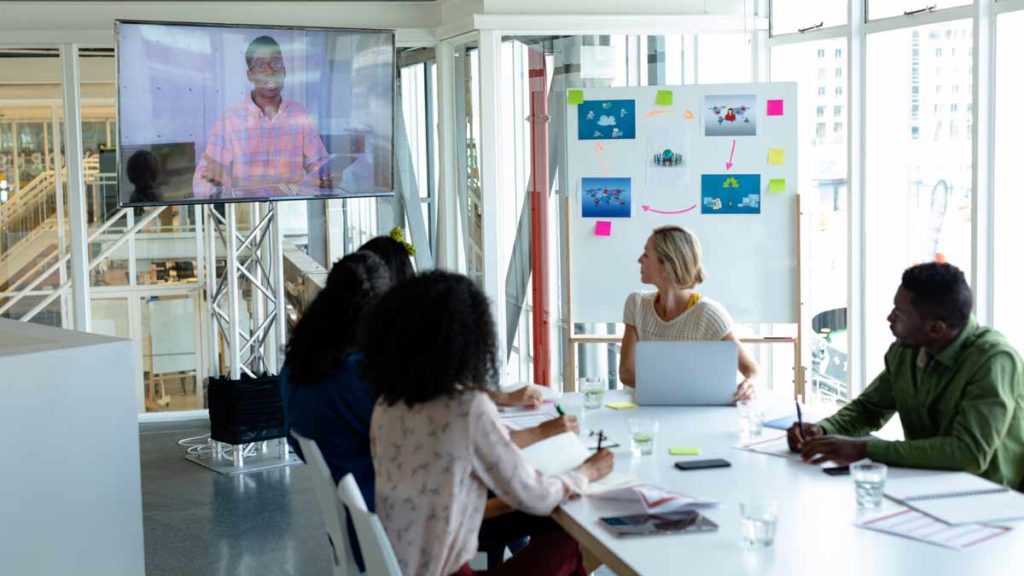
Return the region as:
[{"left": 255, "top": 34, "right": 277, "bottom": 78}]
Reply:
[
  {"left": 605, "top": 402, "right": 638, "bottom": 410},
  {"left": 768, "top": 148, "right": 785, "bottom": 165},
  {"left": 769, "top": 178, "right": 786, "bottom": 193},
  {"left": 669, "top": 447, "right": 701, "bottom": 456},
  {"left": 594, "top": 220, "right": 612, "bottom": 237},
  {"left": 656, "top": 90, "right": 673, "bottom": 106},
  {"left": 767, "top": 99, "right": 784, "bottom": 116},
  {"left": 568, "top": 89, "right": 584, "bottom": 105}
]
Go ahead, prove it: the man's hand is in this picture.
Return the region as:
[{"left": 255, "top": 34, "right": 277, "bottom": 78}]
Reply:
[
  {"left": 577, "top": 449, "right": 614, "bottom": 482},
  {"left": 201, "top": 153, "right": 229, "bottom": 187},
  {"left": 493, "top": 386, "right": 544, "bottom": 409},
  {"left": 799, "top": 435, "right": 868, "bottom": 465},
  {"left": 786, "top": 423, "right": 825, "bottom": 452},
  {"left": 732, "top": 379, "right": 756, "bottom": 402}
]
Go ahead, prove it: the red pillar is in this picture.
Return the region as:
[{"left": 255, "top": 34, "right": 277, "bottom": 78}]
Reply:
[{"left": 528, "top": 46, "right": 551, "bottom": 386}]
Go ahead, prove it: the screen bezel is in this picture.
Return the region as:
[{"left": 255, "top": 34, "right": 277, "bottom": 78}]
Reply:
[{"left": 114, "top": 19, "right": 396, "bottom": 208}]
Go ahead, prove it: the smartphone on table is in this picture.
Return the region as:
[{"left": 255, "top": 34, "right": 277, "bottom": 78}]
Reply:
[{"left": 674, "top": 459, "right": 731, "bottom": 471}]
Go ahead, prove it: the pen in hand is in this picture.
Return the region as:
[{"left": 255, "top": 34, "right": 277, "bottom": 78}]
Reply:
[
  {"left": 795, "top": 400, "right": 804, "bottom": 443},
  {"left": 596, "top": 430, "right": 605, "bottom": 451},
  {"left": 556, "top": 404, "right": 565, "bottom": 416}
]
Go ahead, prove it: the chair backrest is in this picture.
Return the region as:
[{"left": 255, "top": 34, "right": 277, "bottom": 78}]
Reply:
[
  {"left": 337, "top": 473, "right": 403, "bottom": 576},
  {"left": 291, "top": 430, "right": 360, "bottom": 576}
]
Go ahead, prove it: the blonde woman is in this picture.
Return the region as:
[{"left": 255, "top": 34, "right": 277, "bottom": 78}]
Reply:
[{"left": 619, "top": 225, "right": 757, "bottom": 401}]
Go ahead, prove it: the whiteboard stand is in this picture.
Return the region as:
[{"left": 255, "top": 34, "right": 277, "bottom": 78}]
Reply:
[{"left": 563, "top": 195, "right": 806, "bottom": 398}]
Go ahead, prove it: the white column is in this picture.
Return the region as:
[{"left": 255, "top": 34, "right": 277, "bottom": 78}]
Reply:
[
  {"left": 972, "top": 0, "right": 995, "bottom": 325},
  {"left": 848, "top": 0, "right": 867, "bottom": 395},
  {"left": 435, "top": 40, "right": 461, "bottom": 271},
  {"left": 60, "top": 44, "right": 90, "bottom": 332},
  {"left": 478, "top": 30, "right": 508, "bottom": 386}
]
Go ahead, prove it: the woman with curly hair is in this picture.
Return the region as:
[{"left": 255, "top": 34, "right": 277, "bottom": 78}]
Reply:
[{"left": 364, "top": 271, "right": 613, "bottom": 576}]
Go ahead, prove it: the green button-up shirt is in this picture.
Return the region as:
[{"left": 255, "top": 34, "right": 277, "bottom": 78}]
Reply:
[{"left": 819, "top": 317, "right": 1024, "bottom": 489}]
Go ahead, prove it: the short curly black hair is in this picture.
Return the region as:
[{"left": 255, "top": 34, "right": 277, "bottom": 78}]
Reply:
[
  {"left": 358, "top": 236, "right": 414, "bottom": 284},
  {"left": 901, "top": 262, "right": 973, "bottom": 331},
  {"left": 362, "top": 271, "right": 497, "bottom": 407},
  {"left": 285, "top": 251, "right": 391, "bottom": 387}
]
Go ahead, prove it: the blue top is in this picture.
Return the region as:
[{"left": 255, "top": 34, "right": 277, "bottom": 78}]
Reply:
[{"left": 281, "top": 352, "right": 376, "bottom": 510}]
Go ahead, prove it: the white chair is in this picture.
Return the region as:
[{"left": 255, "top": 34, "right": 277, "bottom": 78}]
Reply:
[
  {"left": 291, "top": 431, "right": 360, "bottom": 576},
  {"left": 337, "top": 473, "right": 403, "bottom": 576}
]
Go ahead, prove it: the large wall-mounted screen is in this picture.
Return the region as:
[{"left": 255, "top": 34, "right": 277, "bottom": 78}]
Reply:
[{"left": 116, "top": 20, "right": 394, "bottom": 206}]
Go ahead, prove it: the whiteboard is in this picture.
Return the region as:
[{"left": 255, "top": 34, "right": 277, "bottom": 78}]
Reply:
[{"left": 567, "top": 83, "right": 798, "bottom": 325}]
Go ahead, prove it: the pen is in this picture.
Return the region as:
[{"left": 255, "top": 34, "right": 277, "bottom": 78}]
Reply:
[
  {"left": 597, "top": 430, "right": 604, "bottom": 451},
  {"left": 555, "top": 404, "right": 565, "bottom": 416},
  {"left": 795, "top": 400, "right": 804, "bottom": 442}
]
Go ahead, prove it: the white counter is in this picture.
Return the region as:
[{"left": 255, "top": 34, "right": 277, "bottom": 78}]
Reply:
[{"left": 0, "top": 318, "right": 145, "bottom": 576}]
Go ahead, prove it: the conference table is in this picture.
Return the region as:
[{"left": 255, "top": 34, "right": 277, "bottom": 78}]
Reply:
[{"left": 551, "top": 390, "right": 1024, "bottom": 576}]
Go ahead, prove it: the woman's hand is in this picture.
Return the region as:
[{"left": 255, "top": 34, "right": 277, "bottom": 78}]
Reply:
[
  {"left": 732, "top": 378, "right": 756, "bottom": 402},
  {"left": 536, "top": 415, "right": 579, "bottom": 440},
  {"left": 492, "top": 386, "right": 544, "bottom": 408},
  {"left": 577, "top": 449, "right": 614, "bottom": 482}
]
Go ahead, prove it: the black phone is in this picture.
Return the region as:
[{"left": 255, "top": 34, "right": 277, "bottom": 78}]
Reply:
[
  {"left": 674, "top": 459, "right": 731, "bottom": 471},
  {"left": 823, "top": 465, "right": 850, "bottom": 476}
]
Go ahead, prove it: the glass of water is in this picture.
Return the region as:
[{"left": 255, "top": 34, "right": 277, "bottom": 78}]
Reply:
[
  {"left": 736, "top": 400, "right": 764, "bottom": 437},
  {"left": 628, "top": 419, "right": 658, "bottom": 456},
  {"left": 581, "top": 377, "right": 606, "bottom": 410},
  {"left": 851, "top": 460, "right": 888, "bottom": 508},
  {"left": 740, "top": 500, "right": 778, "bottom": 548}
]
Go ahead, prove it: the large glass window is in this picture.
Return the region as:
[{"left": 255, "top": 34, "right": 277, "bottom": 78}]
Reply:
[
  {"left": 994, "top": 10, "right": 1024, "bottom": 352},
  {"left": 697, "top": 34, "right": 752, "bottom": 84},
  {"left": 865, "top": 19, "right": 974, "bottom": 378},
  {"left": 868, "top": 1, "right": 973, "bottom": 21},
  {"left": 771, "top": 0, "right": 848, "bottom": 36},
  {"left": 771, "top": 38, "right": 849, "bottom": 402}
]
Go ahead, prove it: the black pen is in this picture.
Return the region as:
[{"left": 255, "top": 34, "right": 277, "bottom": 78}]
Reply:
[
  {"left": 597, "top": 430, "right": 604, "bottom": 451},
  {"left": 795, "top": 400, "right": 804, "bottom": 442}
]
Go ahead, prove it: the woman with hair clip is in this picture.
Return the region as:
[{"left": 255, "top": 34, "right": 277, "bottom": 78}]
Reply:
[
  {"left": 364, "top": 271, "right": 613, "bottom": 576},
  {"left": 618, "top": 225, "right": 758, "bottom": 401}
]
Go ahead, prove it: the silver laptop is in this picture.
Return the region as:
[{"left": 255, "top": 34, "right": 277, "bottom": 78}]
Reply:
[{"left": 635, "top": 341, "right": 739, "bottom": 406}]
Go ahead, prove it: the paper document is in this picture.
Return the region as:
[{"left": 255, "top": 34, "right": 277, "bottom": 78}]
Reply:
[
  {"left": 858, "top": 507, "right": 1011, "bottom": 550},
  {"left": 589, "top": 484, "right": 716, "bottom": 514},
  {"left": 885, "top": 472, "right": 1024, "bottom": 525},
  {"left": 519, "top": 432, "right": 634, "bottom": 493},
  {"left": 735, "top": 433, "right": 792, "bottom": 458},
  {"left": 499, "top": 404, "right": 559, "bottom": 431}
]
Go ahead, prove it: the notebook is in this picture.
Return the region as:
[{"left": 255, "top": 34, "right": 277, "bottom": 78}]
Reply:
[{"left": 884, "top": 472, "right": 1024, "bottom": 525}]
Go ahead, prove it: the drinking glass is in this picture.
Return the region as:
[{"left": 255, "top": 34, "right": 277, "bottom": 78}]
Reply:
[
  {"left": 740, "top": 500, "right": 778, "bottom": 547},
  {"left": 736, "top": 400, "right": 764, "bottom": 437},
  {"left": 628, "top": 419, "right": 658, "bottom": 456},
  {"left": 851, "top": 460, "right": 888, "bottom": 509},
  {"left": 581, "top": 377, "right": 606, "bottom": 410}
]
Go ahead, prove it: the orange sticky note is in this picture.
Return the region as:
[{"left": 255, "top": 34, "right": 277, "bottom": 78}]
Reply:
[{"left": 595, "top": 220, "right": 612, "bottom": 236}]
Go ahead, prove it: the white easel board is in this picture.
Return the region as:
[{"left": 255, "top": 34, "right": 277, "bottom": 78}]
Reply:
[{"left": 566, "top": 83, "right": 798, "bottom": 325}]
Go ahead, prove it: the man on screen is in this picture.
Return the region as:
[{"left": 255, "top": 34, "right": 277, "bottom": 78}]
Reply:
[{"left": 193, "top": 35, "right": 330, "bottom": 199}]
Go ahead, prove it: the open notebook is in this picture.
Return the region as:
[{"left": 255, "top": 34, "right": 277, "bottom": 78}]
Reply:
[
  {"left": 885, "top": 472, "right": 1024, "bottom": 525},
  {"left": 520, "top": 432, "right": 636, "bottom": 493}
]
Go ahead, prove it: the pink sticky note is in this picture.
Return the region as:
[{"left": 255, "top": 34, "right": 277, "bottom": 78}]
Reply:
[
  {"left": 595, "top": 221, "right": 612, "bottom": 237},
  {"left": 767, "top": 99, "right": 784, "bottom": 116}
]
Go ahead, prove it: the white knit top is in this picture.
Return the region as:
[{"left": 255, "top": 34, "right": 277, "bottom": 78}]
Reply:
[{"left": 623, "top": 291, "right": 733, "bottom": 342}]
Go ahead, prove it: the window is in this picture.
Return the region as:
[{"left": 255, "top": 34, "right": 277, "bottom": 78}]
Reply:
[
  {"left": 868, "top": 1, "right": 972, "bottom": 21},
  {"left": 835, "top": 48, "right": 842, "bottom": 59},
  {"left": 771, "top": 0, "right": 848, "bottom": 36},
  {"left": 996, "top": 10, "right": 1024, "bottom": 353},
  {"left": 818, "top": 68, "right": 826, "bottom": 80},
  {"left": 834, "top": 105, "right": 843, "bottom": 117},
  {"left": 936, "top": 48, "right": 943, "bottom": 57},
  {"left": 697, "top": 33, "right": 752, "bottom": 83},
  {"left": 835, "top": 86, "right": 843, "bottom": 96},
  {"left": 835, "top": 67, "right": 843, "bottom": 77},
  {"left": 818, "top": 49, "right": 826, "bottom": 58},
  {"left": 950, "top": 103, "right": 958, "bottom": 113},
  {"left": 818, "top": 86, "right": 827, "bottom": 96},
  {"left": 865, "top": 20, "right": 973, "bottom": 380},
  {"left": 771, "top": 38, "right": 849, "bottom": 401}
]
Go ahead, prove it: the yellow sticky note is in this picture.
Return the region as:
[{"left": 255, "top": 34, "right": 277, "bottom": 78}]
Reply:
[
  {"left": 769, "top": 178, "right": 786, "bottom": 193},
  {"left": 567, "top": 89, "right": 584, "bottom": 105},
  {"left": 656, "top": 90, "right": 673, "bottom": 106},
  {"left": 669, "top": 447, "right": 701, "bottom": 456},
  {"left": 768, "top": 148, "right": 785, "bottom": 165},
  {"left": 606, "top": 401, "right": 638, "bottom": 410}
]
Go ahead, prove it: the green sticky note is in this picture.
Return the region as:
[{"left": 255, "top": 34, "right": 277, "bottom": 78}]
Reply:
[
  {"left": 656, "top": 90, "right": 673, "bottom": 106},
  {"left": 769, "top": 178, "right": 787, "bottom": 193},
  {"left": 567, "top": 89, "right": 584, "bottom": 105},
  {"left": 605, "top": 401, "right": 638, "bottom": 410},
  {"left": 768, "top": 148, "right": 785, "bottom": 165},
  {"left": 669, "top": 447, "right": 701, "bottom": 456}
]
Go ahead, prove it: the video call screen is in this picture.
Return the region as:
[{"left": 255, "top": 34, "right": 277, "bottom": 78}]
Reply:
[{"left": 116, "top": 20, "right": 394, "bottom": 207}]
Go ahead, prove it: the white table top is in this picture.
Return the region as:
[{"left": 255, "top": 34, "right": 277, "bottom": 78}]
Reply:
[{"left": 553, "top": 390, "right": 1024, "bottom": 576}]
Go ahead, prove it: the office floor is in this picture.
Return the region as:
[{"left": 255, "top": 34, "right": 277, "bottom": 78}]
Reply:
[{"left": 140, "top": 420, "right": 616, "bottom": 576}]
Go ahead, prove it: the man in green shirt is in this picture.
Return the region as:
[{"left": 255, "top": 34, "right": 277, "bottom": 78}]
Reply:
[{"left": 788, "top": 263, "right": 1024, "bottom": 488}]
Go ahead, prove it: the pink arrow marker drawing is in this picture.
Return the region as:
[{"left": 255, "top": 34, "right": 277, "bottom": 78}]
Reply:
[
  {"left": 641, "top": 204, "right": 698, "bottom": 215},
  {"left": 726, "top": 139, "right": 736, "bottom": 170}
]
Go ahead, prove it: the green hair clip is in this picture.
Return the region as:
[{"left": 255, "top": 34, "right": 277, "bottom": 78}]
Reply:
[{"left": 389, "top": 227, "right": 416, "bottom": 256}]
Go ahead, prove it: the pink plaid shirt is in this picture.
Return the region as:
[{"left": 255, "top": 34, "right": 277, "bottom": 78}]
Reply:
[{"left": 193, "top": 97, "right": 328, "bottom": 198}]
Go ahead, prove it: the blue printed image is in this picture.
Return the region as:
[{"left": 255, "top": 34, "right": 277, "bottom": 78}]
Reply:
[
  {"left": 581, "top": 177, "right": 631, "bottom": 218},
  {"left": 578, "top": 100, "right": 636, "bottom": 141},
  {"left": 701, "top": 174, "right": 761, "bottom": 215}
]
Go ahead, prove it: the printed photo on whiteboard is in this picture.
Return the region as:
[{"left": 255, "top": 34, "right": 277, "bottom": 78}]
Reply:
[
  {"left": 701, "top": 174, "right": 761, "bottom": 214},
  {"left": 703, "top": 94, "right": 757, "bottom": 137},
  {"left": 578, "top": 100, "right": 636, "bottom": 140},
  {"left": 582, "top": 177, "right": 632, "bottom": 218}
]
